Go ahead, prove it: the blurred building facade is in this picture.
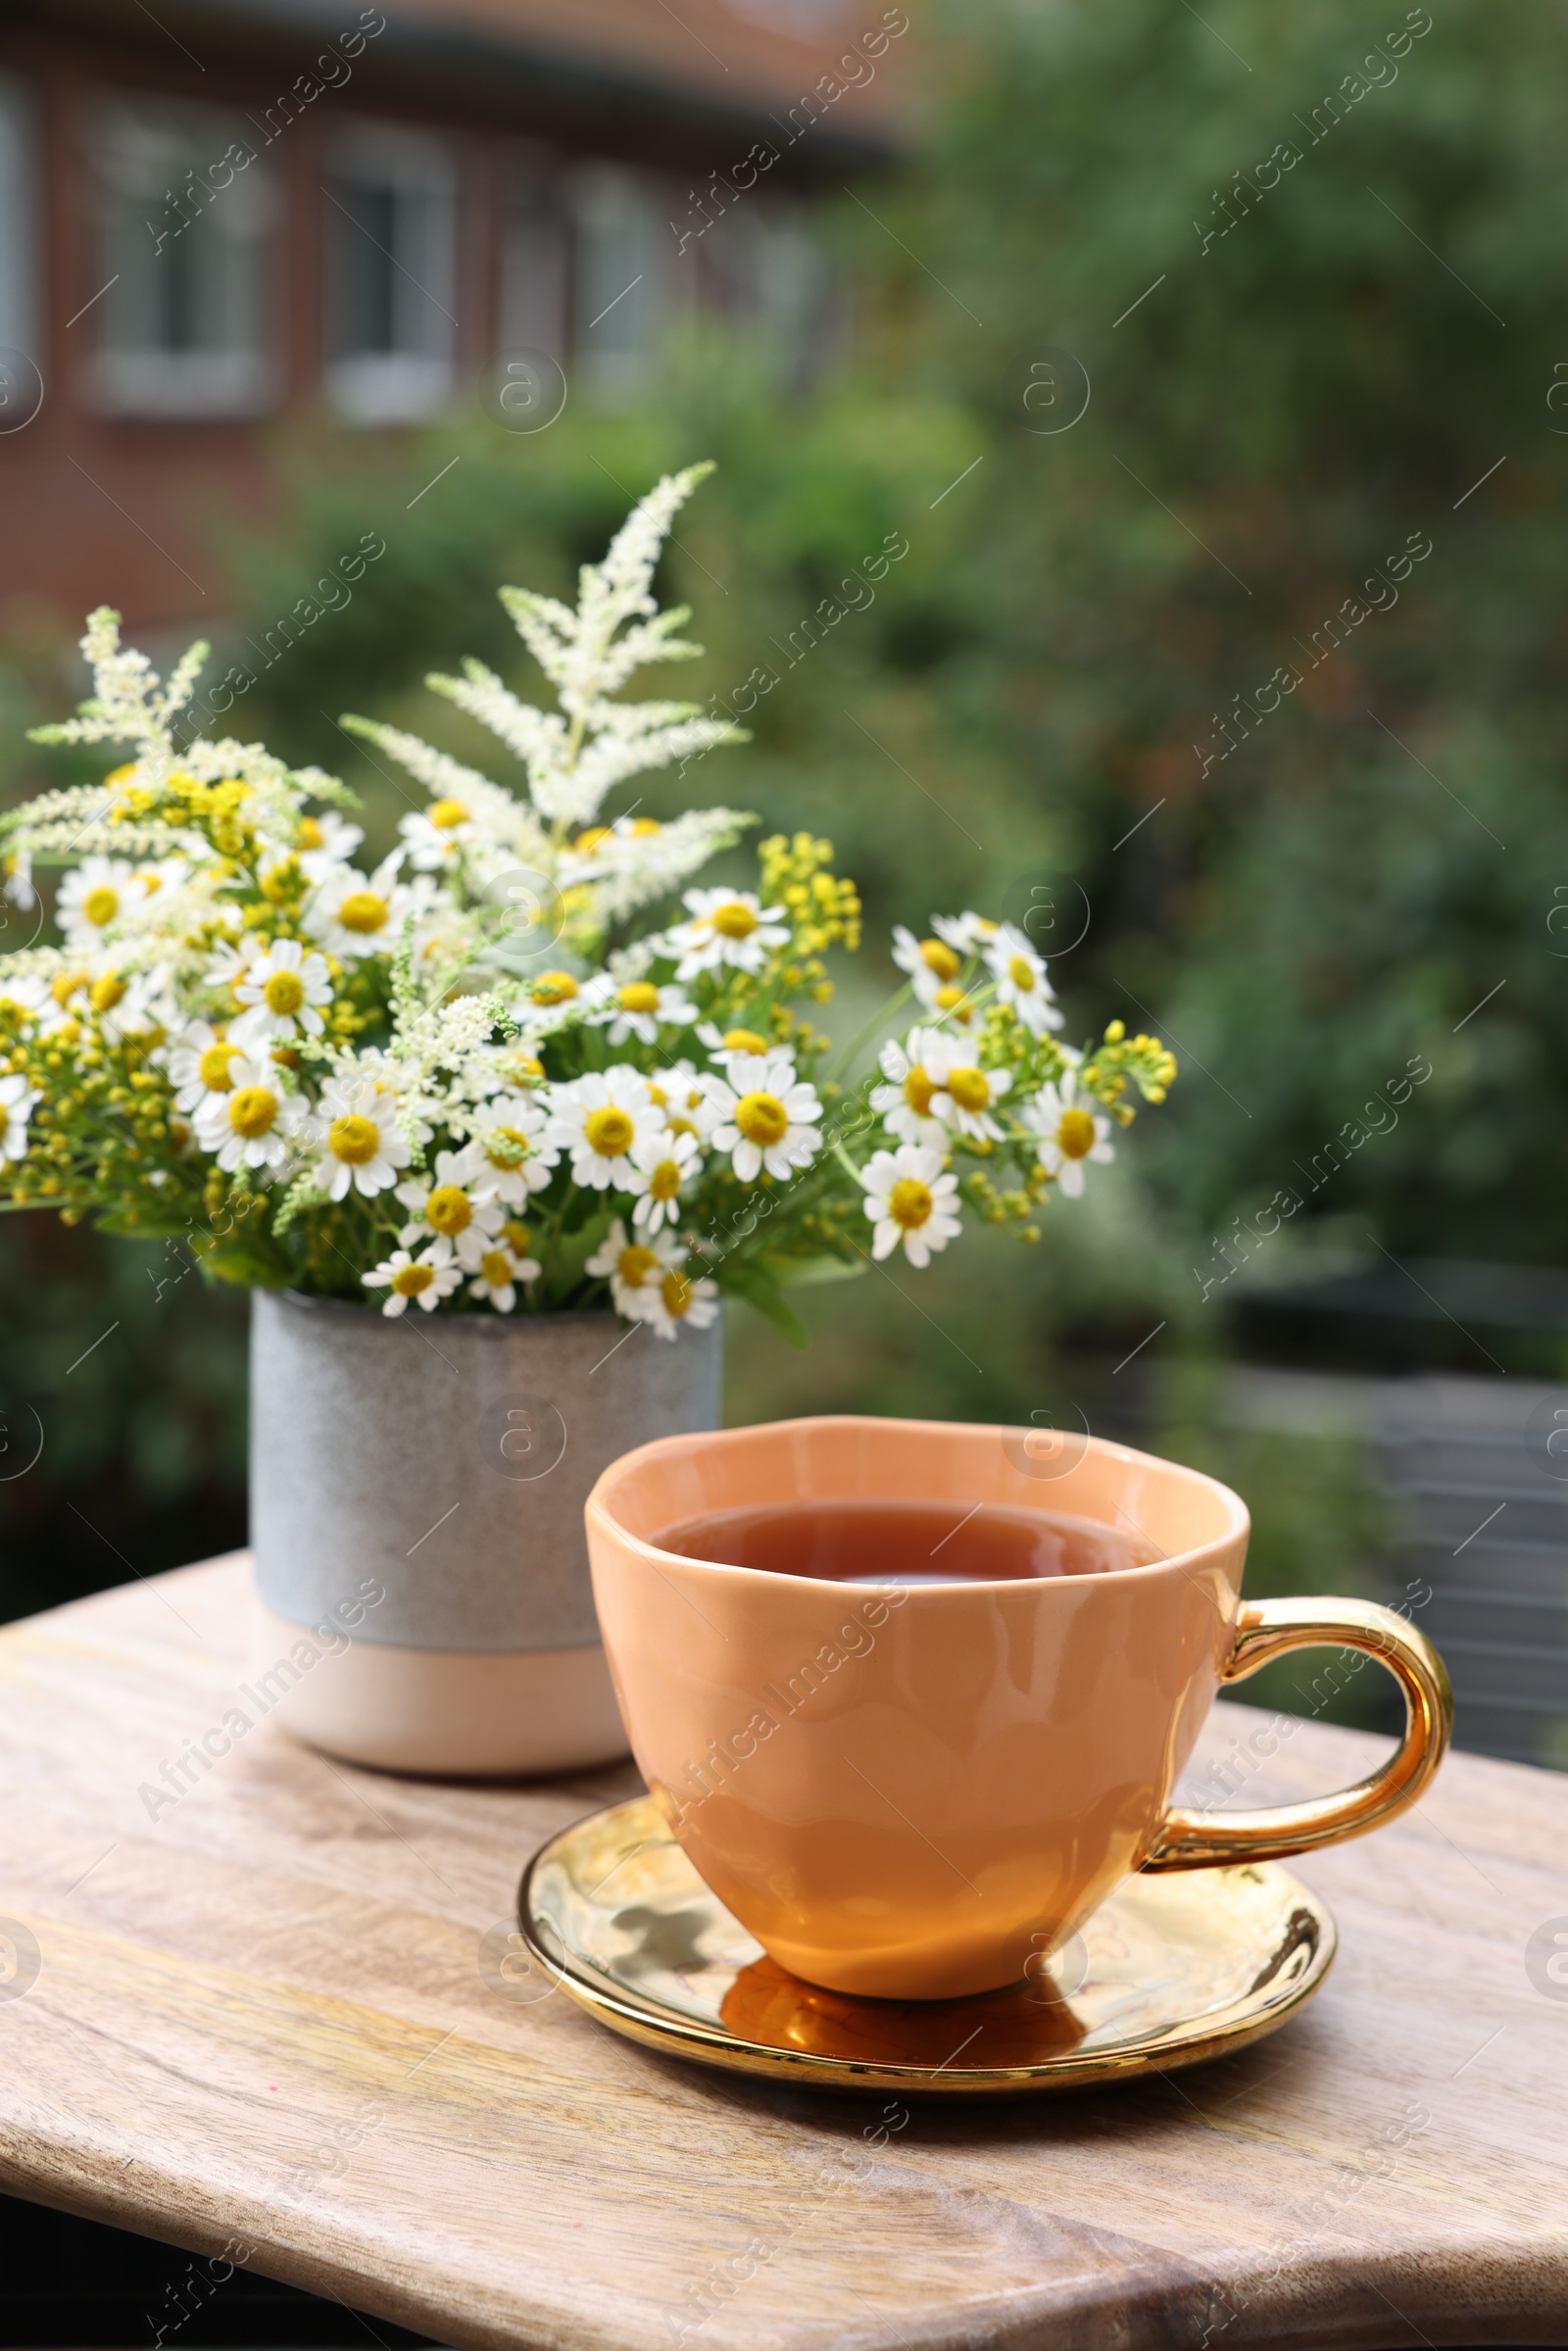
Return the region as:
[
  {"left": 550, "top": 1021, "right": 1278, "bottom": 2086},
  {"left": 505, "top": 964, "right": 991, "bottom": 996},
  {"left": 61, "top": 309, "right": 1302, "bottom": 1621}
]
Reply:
[{"left": 0, "top": 0, "right": 906, "bottom": 632}]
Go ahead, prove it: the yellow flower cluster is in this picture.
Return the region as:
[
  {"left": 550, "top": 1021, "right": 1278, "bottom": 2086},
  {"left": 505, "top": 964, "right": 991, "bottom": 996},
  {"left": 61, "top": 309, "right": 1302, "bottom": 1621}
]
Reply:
[
  {"left": 758, "top": 832, "right": 861, "bottom": 1004},
  {"left": 1080, "top": 1020, "right": 1179, "bottom": 1120}
]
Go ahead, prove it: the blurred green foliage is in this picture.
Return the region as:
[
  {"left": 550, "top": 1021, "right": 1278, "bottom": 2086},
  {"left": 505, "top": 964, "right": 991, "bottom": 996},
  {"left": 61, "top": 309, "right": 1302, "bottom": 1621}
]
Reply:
[{"left": 2, "top": 0, "right": 1551, "bottom": 1700}]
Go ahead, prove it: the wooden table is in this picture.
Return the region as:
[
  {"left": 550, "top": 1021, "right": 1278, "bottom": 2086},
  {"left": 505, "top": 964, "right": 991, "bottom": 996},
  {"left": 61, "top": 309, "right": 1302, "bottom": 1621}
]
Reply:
[{"left": 0, "top": 1557, "right": 1564, "bottom": 2350}]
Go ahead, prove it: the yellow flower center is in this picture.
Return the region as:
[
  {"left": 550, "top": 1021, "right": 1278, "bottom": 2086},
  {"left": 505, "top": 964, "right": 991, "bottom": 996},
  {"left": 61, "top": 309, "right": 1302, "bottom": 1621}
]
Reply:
[
  {"left": 919, "top": 938, "right": 960, "bottom": 980},
  {"left": 710, "top": 902, "right": 758, "bottom": 940},
  {"left": 104, "top": 763, "right": 137, "bottom": 788},
  {"left": 584, "top": 1104, "right": 635, "bottom": 1157},
  {"left": 648, "top": 1157, "right": 683, "bottom": 1201},
  {"left": 722, "top": 1027, "right": 769, "bottom": 1053},
  {"left": 428, "top": 798, "right": 467, "bottom": 830},
  {"left": 337, "top": 891, "right": 388, "bottom": 935},
  {"left": 328, "top": 1112, "right": 380, "bottom": 1165},
  {"left": 297, "top": 816, "right": 323, "bottom": 850},
  {"left": 227, "top": 1086, "right": 277, "bottom": 1140},
  {"left": 89, "top": 973, "right": 125, "bottom": 1012},
  {"left": 479, "top": 1249, "right": 514, "bottom": 1288},
  {"left": 888, "top": 1178, "right": 933, "bottom": 1229},
  {"left": 1007, "top": 955, "right": 1037, "bottom": 992},
  {"left": 667, "top": 1114, "right": 698, "bottom": 1139},
  {"left": 51, "top": 972, "right": 86, "bottom": 1006},
  {"left": 260, "top": 862, "right": 295, "bottom": 905},
  {"left": 483, "top": 1125, "right": 529, "bottom": 1168},
  {"left": 505, "top": 1053, "right": 544, "bottom": 1085},
  {"left": 934, "top": 985, "right": 972, "bottom": 1022},
  {"left": 646, "top": 1082, "right": 667, "bottom": 1107},
  {"left": 531, "top": 970, "right": 578, "bottom": 1004},
  {"left": 1057, "top": 1107, "right": 1098, "bottom": 1159},
  {"left": 263, "top": 969, "right": 306, "bottom": 1015},
  {"left": 617, "top": 981, "right": 661, "bottom": 1013},
  {"left": 662, "top": 1269, "right": 694, "bottom": 1318},
  {"left": 134, "top": 869, "right": 163, "bottom": 894},
  {"left": 391, "top": 1262, "right": 434, "bottom": 1298},
  {"left": 503, "top": 1219, "right": 533, "bottom": 1257},
  {"left": 574, "top": 827, "right": 612, "bottom": 855},
  {"left": 617, "top": 1244, "right": 661, "bottom": 1289},
  {"left": 198, "top": 1041, "right": 239, "bottom": 1091},
  {"left": 82, "top": 885, "right": 120, "bottom": 926},
  {"left": 946, "top": 1067, "right": 991, "bottom": 1113},
  {"left": 904, "top": 1066, "right": 935, "bottom": 1117},
  {"left": 630, "top": 817, "right": 662, "bottom": 836},
  {"left": 735, "top": 1091, "right": 788, "bottom": 1147},
  {"left": 425, "top": 1184, "right": 471, "bottom": 1235}
]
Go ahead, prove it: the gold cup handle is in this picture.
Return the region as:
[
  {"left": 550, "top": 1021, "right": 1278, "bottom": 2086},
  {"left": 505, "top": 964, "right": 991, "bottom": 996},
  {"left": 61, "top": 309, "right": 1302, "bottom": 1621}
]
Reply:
[{"left": 1147, "top": 1595, "right": 1454, "bottom": 1871}]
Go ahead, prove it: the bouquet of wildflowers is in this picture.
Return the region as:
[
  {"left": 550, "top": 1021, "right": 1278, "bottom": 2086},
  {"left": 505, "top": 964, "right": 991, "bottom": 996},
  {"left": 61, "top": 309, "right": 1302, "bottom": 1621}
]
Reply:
[{"left": 0, "top": 465, "right": 1175, "bottom": 1342}]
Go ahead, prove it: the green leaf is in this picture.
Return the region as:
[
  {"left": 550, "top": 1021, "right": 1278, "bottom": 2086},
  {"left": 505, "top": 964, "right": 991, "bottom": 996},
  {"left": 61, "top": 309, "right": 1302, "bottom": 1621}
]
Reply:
[{"left": 764, "top": 1250, "right": 868, "bottom": 1288}]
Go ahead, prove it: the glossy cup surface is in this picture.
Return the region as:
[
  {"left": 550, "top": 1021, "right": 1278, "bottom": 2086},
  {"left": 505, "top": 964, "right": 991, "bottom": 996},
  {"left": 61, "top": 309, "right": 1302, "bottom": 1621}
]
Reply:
[{"left": 585, "top": 1415, "right": 1250, "bottom": 2000}]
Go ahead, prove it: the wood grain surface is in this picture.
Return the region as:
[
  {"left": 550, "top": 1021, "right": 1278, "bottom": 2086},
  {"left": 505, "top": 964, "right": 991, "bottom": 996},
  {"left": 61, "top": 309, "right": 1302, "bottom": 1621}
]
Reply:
[{"left": 0, "top": 1555, "right": 1564, "bottom": 2351}]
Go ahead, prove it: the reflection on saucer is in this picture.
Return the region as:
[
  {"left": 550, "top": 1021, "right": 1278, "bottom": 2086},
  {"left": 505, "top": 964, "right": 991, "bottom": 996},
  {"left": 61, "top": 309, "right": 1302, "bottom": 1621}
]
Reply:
[{"left": 719, "top": 1954, "right": 1089, "bottom": 2067}]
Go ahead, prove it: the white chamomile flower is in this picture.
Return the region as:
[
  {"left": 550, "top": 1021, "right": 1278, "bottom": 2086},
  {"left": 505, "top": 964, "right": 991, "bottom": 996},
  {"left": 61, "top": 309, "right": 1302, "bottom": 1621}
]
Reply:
[
  {"left": 931, "top": 910, "right": 1001, "bottom": 957},
  {"left": 310, "top": 1078, "right": 411, "bottom": 1200},
  {"left": 647, "top": 1056, "right": 723, "bottom": 1143},
  {"left": 584, "top": 975, "right": 697, "bottom": 1046},
  {"left": 305, "top": 853, "right": 435, "bottom": 961},
  {"left": 585, "top": 1218, "right": 684, "bottom": 1320},
  {"left": 0, "top": 1071, "right": 39, "bottom": 1159},
  {"left": 628, "top": 1125, "right": 702, "bottom": 1233},
  {"left": 468, "top": 1240, "right": 540, "bottom": 1314},
  {"left": 204, "top": 934, "right": 263, "bottom": 1006},
  {"left": 891, "top": 924, "right": 964, "bottom": 1009},
  {"left": 859, "top": 1144, "right": 962, "bottom": 1268},
  {"left": 466, "top": 1094, "right": 558, "bottom": 1203},
  {"left": 703, "top": 1052, "right": 822, "bottom": 1183},
  {"left": 546, "top": 1066, "right": 664, "bottom": 1190},
  {"left": 57, "top": 857, "right": 145, "bottom": 946},
  {"left": 696, "top": 1019, "right": 773, "bottom": 1065},
  {"left": 1021, "top": 1071, "right": 1115, "bottom": 1197},
  {"left": 921, "top": 1031, "right": 1012, "bottom": 1143},
  {"left": 166, "top": 1020, "right": 245, "bottom": 1116},
  {"left": 395, "top": 1147, "right": 505, "bottom": 1270},
  {"left": 363, "top": 1244, "right": 463, "bottom": 1317},
  {"left": 296, "top": 811, "right": 365, "bottom": 881},
  {"left": 229, "top": 938, "right": 333, "bottom": 1047},
  {"left": 398, "top": 795, "right": 476, "bottom": 870},
  {"left": 639, "top": 1260, "right": 721, "bottom": 1342},
  {"left": 870, "top": 1028, "right": 948, "bottom": 1149},
  {"left": 984, "top": 923, "right": 1062, "bottom": 1035},
  {"left": 0, "top": 972, "right": 67, "bottom": 1036},
  {"left": 192, "top": 1053, "right": 308, "bottom": 1176},
  {"left": 668, "top": 888, "right": 789, "bottom": 983}
]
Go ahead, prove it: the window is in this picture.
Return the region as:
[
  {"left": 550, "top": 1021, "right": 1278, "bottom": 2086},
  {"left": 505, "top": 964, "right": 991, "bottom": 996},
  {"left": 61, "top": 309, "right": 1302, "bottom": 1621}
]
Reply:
[
  {"left": 324, "top": 123, "right": 457, "bottom": 423},
  {"left": 0, "top": 73, "right": 38, "bottom": 364},
  {"left": 93, "top": 103, "right": 276, "bottom": 418},
  {"left": 571, "top": 169, "right": 676, "bottom": 405}
]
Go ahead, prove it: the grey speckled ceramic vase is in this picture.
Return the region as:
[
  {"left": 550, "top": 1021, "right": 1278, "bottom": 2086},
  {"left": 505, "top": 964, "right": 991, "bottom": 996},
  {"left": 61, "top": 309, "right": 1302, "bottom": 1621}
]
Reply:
[{"left": 249, "top": 1289, "right": 722, "bottom": 1777}]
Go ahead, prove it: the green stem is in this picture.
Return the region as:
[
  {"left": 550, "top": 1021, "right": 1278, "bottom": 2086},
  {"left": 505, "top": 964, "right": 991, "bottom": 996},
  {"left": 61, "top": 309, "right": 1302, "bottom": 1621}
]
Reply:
[{"left": 825, "top": 980, "right": 912, "bottom": 1086}]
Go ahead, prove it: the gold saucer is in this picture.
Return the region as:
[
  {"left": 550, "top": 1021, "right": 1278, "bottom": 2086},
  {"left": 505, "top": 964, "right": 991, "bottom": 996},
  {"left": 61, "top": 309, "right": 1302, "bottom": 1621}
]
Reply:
[{"left": 518, "top": 1796, "right": 1337, "bottom": 2094}]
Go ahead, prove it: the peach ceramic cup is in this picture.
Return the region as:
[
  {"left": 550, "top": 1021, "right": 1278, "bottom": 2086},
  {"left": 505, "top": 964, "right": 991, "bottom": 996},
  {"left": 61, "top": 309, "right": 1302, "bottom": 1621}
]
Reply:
[{"left": 585, "top": 1416, "right": 1451, "bottom": 2001}]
